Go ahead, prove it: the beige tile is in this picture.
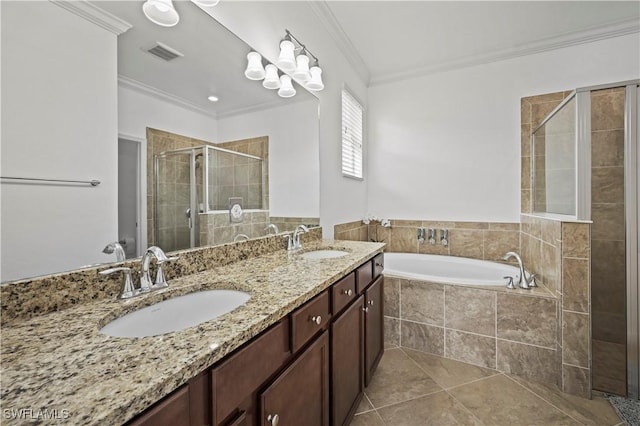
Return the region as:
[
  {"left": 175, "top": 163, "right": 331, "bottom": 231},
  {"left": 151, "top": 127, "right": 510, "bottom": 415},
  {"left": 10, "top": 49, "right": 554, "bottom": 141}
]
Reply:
[
  {"left": 449, "top": 229, "right": 483, "bottom": 260},
  {"left": 562, "top": 258, "right": 589, "bottom": 313},
  {"left": 418, "top": 240, "right": 450, "bottom": 256},
  {"left": 521, "top": 189, "right": 532, "bottom": 213},
  {"left": 540, "top": 242, "right": 560, "bottom": 292},
  {"left": 563, "top": 311, "right": 589, "bottom": 368},
  {"left": 521, "top": 234, "right": 541, "bottom": 281},
  {"left": 541, "top": 218, "right": 562, "bottom": 246},
  {"left": 401, "top": 280, "right": 444, "bottom": 326},
  {"left": 592, "top": 339, "right": 626, "bottom": 396},
  {"left": 497, "top": 340, "right": 558, "bottom": 385},
  {"left": 562, "top": 223, "right": 590, "bottom": 259},
  {"left": 400, "top": 320, "right": 444, "bottom": 356},
  {"left": 445, "top": 329, "right": 496, "bottom": 369},
  {"left": 403, "top": 348, "right": 496, "bottom": 389},
  {"left": 355, "top": 394, "right": 374, "bottom": 414},
  {"left": 592, "top": 130, "right": 624, "bottom": 167},
  {"left": 592, "top": 310, "right": 626, "bottom": 345},
  {"left": 364, "top": 348, "right": 442, "bottom": 408},
  {"left": 392, "top": 219, "right": 423, "bottom": 227},
  {"left": 384, "top": 278, "right": 400, "bottom": 318},
  {"left": 532, "top": 100, "right": 564, "bottom": 128},
  {"left": 592, "top": 239, "right": 626, "bottom": 316},
  {"left": 592, "top": 203, "right": 625, "bottom": 241},
  {"left": 454, "top": 222, "right": 488, "bottom": 230},
  {"left": 592, "top": 166, "right": 624, "bottom": 204},
  {"left": 521, "top": 100, "right": 532, "bottom": 125},
  {"left": 449, "top": 374, "right": 579, "bottom": 425},
  {"left": 510, "top": 374, "right": 621, "bottom": 425},
  {"left": 377, "top": 391, "right": 481, "bottom": 426},
  {"left": 388, "top": 227, "right": 418, "bottom": 253},
  {"left": 521, "top": 155, "right": 531, "bottom": 190},
  {"left": 489, "top": 223, "right": 520, "bottom": 231},
  {"left": 384, "top": 316, "right": 400, "bottom": 348},
  {"left": 591, "top": 90, "right": 625, "bottom": 131},
  {"left": 483, "top": 230, "right": 519, "bottom": 262},
  {"left": 524, "top": 92, "right": 566, "bottom": 105},
  {"left": 445, "top": 287, "right": 496, "bottom": 336},
  {"left": 563, "top": 364, "right": 591, "bottom": 398},
  {"left": 350, "top": 411, "right": 384, "bottom": 426},
  {"left": 497, "top": 294, "right": 556, "bottom": 347}
]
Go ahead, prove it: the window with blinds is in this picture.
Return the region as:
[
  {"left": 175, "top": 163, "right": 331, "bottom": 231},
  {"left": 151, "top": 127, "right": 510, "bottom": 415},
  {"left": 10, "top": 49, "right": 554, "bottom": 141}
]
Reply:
[{"left": 341, "top": 89, "right": 363, "bottom": 179}]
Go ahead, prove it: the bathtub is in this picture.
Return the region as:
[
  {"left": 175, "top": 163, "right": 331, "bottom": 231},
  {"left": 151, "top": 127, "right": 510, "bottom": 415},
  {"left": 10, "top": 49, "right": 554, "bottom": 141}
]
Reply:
[{"left": 383, "top": 253, "right": 522, "bottom": 287}]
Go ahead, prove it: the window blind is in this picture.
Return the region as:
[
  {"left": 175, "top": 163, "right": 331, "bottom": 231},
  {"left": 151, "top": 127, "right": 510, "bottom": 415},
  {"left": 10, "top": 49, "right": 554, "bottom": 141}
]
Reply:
[{"left": 341, "top": 89, "right": 363, "bottom": 179}]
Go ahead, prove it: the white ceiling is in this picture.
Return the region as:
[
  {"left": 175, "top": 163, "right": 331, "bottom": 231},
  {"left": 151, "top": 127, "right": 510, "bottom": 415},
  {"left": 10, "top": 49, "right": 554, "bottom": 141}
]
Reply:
[{"left": 320, "top": 1, "right": 640, "bottom": 85}]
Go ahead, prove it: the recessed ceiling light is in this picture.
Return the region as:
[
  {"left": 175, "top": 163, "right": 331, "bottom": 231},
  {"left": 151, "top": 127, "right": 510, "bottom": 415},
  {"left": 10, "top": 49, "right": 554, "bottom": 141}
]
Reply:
[{"left": 208, "top": 95, "right": 219, "bottom": 102}]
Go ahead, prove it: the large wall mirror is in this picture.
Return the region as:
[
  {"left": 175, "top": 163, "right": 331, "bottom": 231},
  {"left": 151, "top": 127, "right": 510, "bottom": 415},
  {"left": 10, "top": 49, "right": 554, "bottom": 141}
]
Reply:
[{"left": 0, "top": 0, "right": 320, "bottom": 282}]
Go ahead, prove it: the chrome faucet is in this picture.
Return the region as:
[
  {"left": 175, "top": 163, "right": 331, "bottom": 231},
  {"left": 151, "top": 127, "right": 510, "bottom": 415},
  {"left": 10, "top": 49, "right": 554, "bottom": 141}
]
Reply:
[
  {"left": 427, "top": 228, "right": 436, "bottom": 245},
  {"left": 103, "top": 242, "right": 126, "bottom": 262},
  {"left": 417, "top": 228, "right": 426, "bottom": 244},
  {"left": 99, "top": 267, "right": 136, "bottom": 299},
  {"left": 234, "top": 233, "right": 250, "bottom": 242},
  {"left": 140, "top": 246, "right": 172, "bottom": 292},
  {"left": 292, "top": 224, "right": 309, "bottom": 250},
  {"left": 265, "top": 224, "right": 279, "bottom": 235},
  {"left": 440, "top": 229, "right": 449, "bottom": 247},
  {"left": 502, "top": 252, "right": 537, "bottom": 289}
]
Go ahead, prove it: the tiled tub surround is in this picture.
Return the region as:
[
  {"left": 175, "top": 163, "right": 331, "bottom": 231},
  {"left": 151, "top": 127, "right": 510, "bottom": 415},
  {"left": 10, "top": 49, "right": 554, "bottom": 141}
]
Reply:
[
  {"left": 1, "top": 238, "right": 384, "bottom": 425},
  {"left": 199, "top": 210, "right": 270, "bottom": 246}
]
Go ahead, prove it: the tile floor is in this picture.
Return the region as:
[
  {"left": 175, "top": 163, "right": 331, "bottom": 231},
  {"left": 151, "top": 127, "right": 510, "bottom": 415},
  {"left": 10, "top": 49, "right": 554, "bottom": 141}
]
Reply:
[{"left": 351, "top": 347, "right": 623, "bottom": 426}]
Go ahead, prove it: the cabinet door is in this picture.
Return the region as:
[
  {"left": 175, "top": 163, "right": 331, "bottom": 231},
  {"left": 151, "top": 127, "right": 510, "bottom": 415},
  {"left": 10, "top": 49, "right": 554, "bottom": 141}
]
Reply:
[
  {"left": 331, "top": 295, "right": 364, "bottom": 426},
  {"left": 260, "top": 331, "right": 329, "bottom": 426},
  {"left": 365, "top": 276, "right": 384, "bottom": 387},
  {"left": 128, "top": 385, "right": 190, "bottom": 426}
]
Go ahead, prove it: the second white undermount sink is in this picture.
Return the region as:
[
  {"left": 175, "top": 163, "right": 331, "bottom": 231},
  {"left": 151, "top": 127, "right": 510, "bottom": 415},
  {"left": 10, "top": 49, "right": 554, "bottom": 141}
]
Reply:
[
  {"left": 300, "top": 250, "right": 349, "bottom": 260},
  {"left": 100, "top": 290, "right": 250, "bottom": 338}
]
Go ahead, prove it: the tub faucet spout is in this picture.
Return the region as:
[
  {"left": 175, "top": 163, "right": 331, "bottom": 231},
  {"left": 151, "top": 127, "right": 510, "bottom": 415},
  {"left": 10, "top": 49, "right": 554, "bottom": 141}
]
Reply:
[{"left": 501, "top": 251, "right": 534, "bottom": 289}]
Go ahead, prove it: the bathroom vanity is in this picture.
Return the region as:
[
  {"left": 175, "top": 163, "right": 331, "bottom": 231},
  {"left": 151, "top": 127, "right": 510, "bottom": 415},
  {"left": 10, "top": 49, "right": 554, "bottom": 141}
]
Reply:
[{"left": 0, "top": 238, "right": 384, "bottom": 426}]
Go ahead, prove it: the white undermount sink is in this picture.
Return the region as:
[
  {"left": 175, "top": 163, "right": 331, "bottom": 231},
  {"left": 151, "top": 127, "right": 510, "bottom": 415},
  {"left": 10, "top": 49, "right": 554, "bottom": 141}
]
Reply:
[
  {"left": 300, "top": 250, "right": 349, "bottom": 260},
  {"left": 100, "top": 290, "right": 250, "bottom": 338}
]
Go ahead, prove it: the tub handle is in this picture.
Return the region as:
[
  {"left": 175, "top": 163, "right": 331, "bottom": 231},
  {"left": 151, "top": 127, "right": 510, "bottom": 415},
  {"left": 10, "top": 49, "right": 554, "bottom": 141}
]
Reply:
[{"left": 504, "top": 276, "right": 516, "bottom": 289}]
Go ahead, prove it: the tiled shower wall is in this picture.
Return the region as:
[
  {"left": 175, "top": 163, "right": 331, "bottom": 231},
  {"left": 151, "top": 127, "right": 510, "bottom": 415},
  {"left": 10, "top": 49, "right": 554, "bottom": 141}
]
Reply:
[{"left": 591, "top": 87, "right": 626, "bottom": 395}]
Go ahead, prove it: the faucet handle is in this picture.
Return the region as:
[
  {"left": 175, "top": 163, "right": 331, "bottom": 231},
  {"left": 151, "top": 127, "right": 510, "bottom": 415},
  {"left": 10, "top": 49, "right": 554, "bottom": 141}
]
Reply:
[
  {"left": 503, "top": 276, "right": 516, "bottom": 290},
  {"left": 100, "top": 267, "right": 136, "bottom": 299},
  {"left": 527, "top": 273, "right": 538, "bottom": 288},
  {"left": 440, "top": 229, "right": 449, "bottom": 247},
  {"left": 283, "top": 235, "right": 294, "bottom": 251},
  {"left": 427, "top": 228, "right": 436, "bottom": 245}
]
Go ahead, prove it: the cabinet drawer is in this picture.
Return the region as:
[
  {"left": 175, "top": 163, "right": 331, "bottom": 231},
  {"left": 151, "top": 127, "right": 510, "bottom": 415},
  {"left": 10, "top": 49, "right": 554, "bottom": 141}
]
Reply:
[
  {"left": 291, "top": 291, "right": 330, "bottom": 353},
  {"left": 356, "top": 261, "right": 373, "bottom": 294},
  {"left": 331, "top": 273, "right": 356, "bottom": 315},
  {"left": 373, "top": 253, "right": 384, "bottom": 279},
  {"left": 129, "top": 385, "right": 190, "bottom": 426},
  {"left": 211, "top": 320, "right": 290, "bottom": 426}
]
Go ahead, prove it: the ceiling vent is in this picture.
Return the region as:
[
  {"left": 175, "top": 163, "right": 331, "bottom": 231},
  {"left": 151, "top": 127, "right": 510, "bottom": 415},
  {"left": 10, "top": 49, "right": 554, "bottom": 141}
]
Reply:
[{"left": 145, "top": 42, "right": 184, "bottom": 61}]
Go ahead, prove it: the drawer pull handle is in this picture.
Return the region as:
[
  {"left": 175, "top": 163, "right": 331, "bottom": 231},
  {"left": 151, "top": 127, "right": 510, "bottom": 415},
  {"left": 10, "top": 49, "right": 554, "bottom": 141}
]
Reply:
[
  {"left": 342, "top": 289, "right": 353, "bottom": 296},
  {"left": 363, "top": 306, "right": 369, "bottom": 313},
  {"left": 311, "top": 315, "right": 322, "bottom": 325},
  {"left": 267, "top": 414, "right": 279, "bottom": 426},
  {"left": 368, "top": 300, "right": 374, "bottom": 306},
  {"left": 375, "top": 262, "right": 383, "bottom": 267}
]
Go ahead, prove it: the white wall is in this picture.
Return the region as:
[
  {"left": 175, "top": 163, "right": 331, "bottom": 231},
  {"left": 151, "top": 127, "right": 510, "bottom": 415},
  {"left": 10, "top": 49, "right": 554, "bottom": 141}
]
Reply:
[
  {"left": 1, "top": 1, "right": 118, "bottom": 282},
  {"left": 217, "top": 99, "right": 320, "bottom": 218},
  {"left": 118, "top": 85, "right": 218, "bottom": 142},
  {"left": 368, "top": 33, "right": 640, "bottom": 222},
  {"left": 199, "top": 1, "right": 369, "bottom": 236}
]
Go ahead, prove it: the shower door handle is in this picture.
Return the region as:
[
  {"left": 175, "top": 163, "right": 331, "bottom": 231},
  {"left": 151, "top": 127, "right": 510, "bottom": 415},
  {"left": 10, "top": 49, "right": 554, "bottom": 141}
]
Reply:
[{"left": 185, "top": 208, "right": 192, "bottom": 229}]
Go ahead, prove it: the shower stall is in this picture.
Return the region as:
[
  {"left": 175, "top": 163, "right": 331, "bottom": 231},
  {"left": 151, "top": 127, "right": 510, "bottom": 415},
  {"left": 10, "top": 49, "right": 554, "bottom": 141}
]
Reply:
[
  {"left": 532, "top": 80, "right": 639, "bottom": 398},
  {"left": 153, "top": 145, "right": 264, "bottom": 252}
]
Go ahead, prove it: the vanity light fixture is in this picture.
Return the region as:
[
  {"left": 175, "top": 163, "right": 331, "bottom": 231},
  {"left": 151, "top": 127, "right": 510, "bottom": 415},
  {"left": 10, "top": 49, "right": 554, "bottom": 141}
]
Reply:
[
  {"left": 244, "top": 51, "right": 266, "bottom": 80},
  {"left": 280, "top": 29, "right": 324, "bottom": 92},
  {"left": 276, "top": 38, "right": 297, "bottom": 72},
  {"left": 277, "top": 75, "right": 296, "bottom": 98},
  {"left": 192, "top": 0, "right": 220, "bottom": 6},
  {"left": 263, "top": 64, "right": 281, "bottom": 89},
  {"left": 142, "top": 0, "right": 180, "bottom": 27},
  {"left": 306, "top": 60, "right": 324, "bottom": 91},
  {"left": 292, "top": 50, "right": 311, "bottom": 83}
]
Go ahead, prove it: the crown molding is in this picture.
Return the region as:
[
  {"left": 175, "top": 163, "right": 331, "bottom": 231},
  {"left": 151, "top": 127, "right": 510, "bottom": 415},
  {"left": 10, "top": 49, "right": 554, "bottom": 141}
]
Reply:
[
  {"left": 217, "top": 95, "right": 314, "bottom": 120},
  {"left": 50, "top": 0, "right": 132, "bottom": 35},
  {"left": 370, "top": 17, "right": 640, "bottom": 87},
  {"left": 307, "top": 1, "right": 371, "bottom": 85},
  {"left": 118, "top": 76, "right": 216, "bottom": 119}
]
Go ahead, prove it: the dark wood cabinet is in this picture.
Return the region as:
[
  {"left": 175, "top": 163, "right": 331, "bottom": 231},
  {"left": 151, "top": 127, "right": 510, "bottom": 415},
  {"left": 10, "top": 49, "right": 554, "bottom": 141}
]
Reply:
[
  {"left": 129, "top": 254, "right": 384, "bottom": 426},
  {"left": 260, "top": 331, "right": 330, "bottom": 426},
  {"left": 330, "top": 295, "right": 364, "bottom": 426},
  {"left": 364, "top": 276, "right": 384, "bottom": 387}
]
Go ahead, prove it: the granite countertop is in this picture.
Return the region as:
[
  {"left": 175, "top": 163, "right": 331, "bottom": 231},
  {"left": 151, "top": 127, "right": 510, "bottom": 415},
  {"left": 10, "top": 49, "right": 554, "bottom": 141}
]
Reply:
[{"left": 1, "top": 239, "right": 385, "bottom": 425}]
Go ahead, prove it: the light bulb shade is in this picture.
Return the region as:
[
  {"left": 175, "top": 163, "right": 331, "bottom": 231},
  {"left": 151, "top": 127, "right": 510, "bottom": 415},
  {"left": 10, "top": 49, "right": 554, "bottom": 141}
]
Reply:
[
  {"left": 262, "top": 64, "right": 281, "bottom": 89},
  {"left": 277, "top": 75, "right": 296, "bottom": 98},
  {"left": 292, "top": 54, "right": 311, "bottom": 83},
  {"left": 306, "top": 66, "right": 324, "bottom": 91},
  {"left": 277, "top": 40, "right": 296, "bottom": 72},
  {"left": 244, "top": 52, "right": 265, "bottom": 80},
  {"left": 142, "top": 0, "right": 180, "bottom": 27},
  {"left": 191, "top": 0, "right": 219, "bottom": 6}
]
